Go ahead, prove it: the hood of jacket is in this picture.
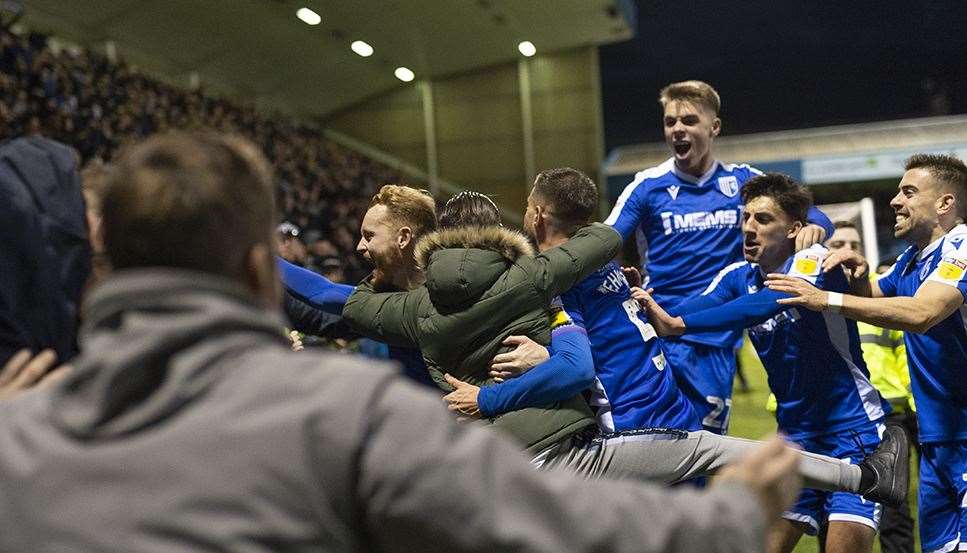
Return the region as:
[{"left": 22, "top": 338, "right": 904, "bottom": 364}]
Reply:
[
  {"left": 50, "top": 268, "right": 289, "bottom": 440},
  {"left": 415, "top": 225, "right": 535, "bottom": 310}
]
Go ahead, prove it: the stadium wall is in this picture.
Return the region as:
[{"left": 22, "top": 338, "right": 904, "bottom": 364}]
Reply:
[{"left": 322, "top": 46, "right": 605, "bottom": 220}]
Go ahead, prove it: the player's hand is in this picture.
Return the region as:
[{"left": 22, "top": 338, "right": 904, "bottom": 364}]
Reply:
[
  {"left": 821, "top": 249, "right": 870, "bottom": 280},
  {"left": 794, "top": 224, "right": 827, "bottom": 251},
  {"left": 764, "top": 274, "right": 828, "bottom": 312},
  {"left": 489, "top": 336, "right": 548, "bottom": 382},
  {"left": 621, "top": 266, "right": 642, "bottom": 289},
  {"left": 0, "top": 349, "right": 72, "bottom": 401},
  {"left": 630, "top": 287, "right": 684, "bottom": 336},
  {"left": 629, "top": 286, "right": 652, "bottom": 304},
  {"left": 716, "top": 435, "right": 801, "bottom": 524},
  {"left": 442, "top": 373, "right": 481, "bottom": 421}
]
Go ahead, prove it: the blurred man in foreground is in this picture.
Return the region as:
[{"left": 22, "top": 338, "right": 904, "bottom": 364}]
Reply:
[{"left": 0, "top": 131, "right": 799, "bottom": 553}]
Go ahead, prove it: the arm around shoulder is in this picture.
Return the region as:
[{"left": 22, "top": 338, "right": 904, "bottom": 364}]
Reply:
[
  {"left": 342, "top": 275, "right": 420, "bottom": 347},
  {"left": 533, "top": 223, "right": 622, "bottom": 300}
]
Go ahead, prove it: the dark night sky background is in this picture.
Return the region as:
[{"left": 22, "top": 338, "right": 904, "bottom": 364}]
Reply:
[{"left": 599, "top": 0, "right": 967, "bottom": 151}]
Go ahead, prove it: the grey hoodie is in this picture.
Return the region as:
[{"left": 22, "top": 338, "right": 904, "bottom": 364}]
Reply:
[{"left": 0, "top": 269, "right": 766, "bottom": 553}]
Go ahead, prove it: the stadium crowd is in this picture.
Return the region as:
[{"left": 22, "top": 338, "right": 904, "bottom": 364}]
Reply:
[
  {"left": 2, "top": 21, "right": 967, "bottom": 553},
  {"left": 0, "top": 26, "right": 405, "bottom": 280}
]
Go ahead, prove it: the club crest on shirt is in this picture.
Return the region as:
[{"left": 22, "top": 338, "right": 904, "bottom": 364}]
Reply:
[
  {"left": 717, "top": 176, "right": 739, "bottom": 198},
  {"left": 937, "top": 256, "right": 967, "bottom": 281},
  {"left": 667, "top": 185, "right": 680, "bottom": 200},
  {"left": 792, "top": 253, "right": 821, "bottom": 276}
]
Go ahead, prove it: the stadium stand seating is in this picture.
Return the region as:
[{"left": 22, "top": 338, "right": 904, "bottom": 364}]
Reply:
[{"left": 0, "top": 27, "right": 413, "bottom": 281}]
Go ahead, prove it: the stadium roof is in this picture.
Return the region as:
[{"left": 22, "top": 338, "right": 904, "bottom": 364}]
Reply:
[{"left": 22, "top": 0, "right": 633, "bottom": 118}]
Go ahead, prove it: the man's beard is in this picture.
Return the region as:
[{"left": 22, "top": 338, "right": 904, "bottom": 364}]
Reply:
[{"left": 369, "top": 248, "right": 407, "bottom": 290}]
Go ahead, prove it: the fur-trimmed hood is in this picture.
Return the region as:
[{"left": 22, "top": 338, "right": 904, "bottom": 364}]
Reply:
[
  {"left": 414, "top": 225, "right": 535, "bottom": 269},
  {"left": 415, "top": 225, "right": 536, "bottom": 310}
]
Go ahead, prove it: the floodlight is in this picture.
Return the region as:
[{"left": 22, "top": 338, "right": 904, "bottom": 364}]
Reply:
[
  {"left": 296, "top": 7, "right": 321, "bottom": 25},
  {"left": 394, "top": 67, "right": 415, "bottom": 82},
  {"left": 518, "top": 41, "right": 536, "bottom": 57},
  {"left": 351, "top": 40, "right": 374, "bottom": 57}
]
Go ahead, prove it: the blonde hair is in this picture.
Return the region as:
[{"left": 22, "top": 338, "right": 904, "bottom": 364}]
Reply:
[
  {"left": 370, "top": 184, "right": 437, "bottom": 236},
  {"left": 659, "top": 80, "right": 721, "bottom": 116}
]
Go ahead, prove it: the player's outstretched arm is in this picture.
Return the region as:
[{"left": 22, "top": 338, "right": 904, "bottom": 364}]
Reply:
[
  {"left": 531, "top": 223, "right": 623, "bottom": 301},
  {"left": 636, "top": 286, "right": 786, "bottom": 335},
  {"left": 630, "top": 287, "right": 685, "bottom": 336},
  {"left": 277, "top": 257, "right": 355, "bottom": 315},
  {"left": 342, "top": 274, "right": 421, "bottom": 347},
  {"left": 460, "top": 330, "right": 594, "bottom": 418},
  {"left": 765, "top": 275, "right": 961, "bottom": 333},
  {"left": 820, "top": 249, "right": 876, "bottom": 297}
]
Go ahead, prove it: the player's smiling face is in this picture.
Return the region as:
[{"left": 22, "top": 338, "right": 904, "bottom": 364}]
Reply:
[
  {"left": 741, "top": 196, "right": 801, "bottom": 272},
  {"left": 890, "top": 168, "right": 943, "bottom": 247},
  {"left": 662, "top": 100, "right": 720, "bottom": 177},
  {"left": 356, "top": 204, "right": 403, "bottom": 271}
]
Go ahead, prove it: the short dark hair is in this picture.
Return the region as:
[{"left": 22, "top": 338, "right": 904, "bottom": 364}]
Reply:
[
  {"left": 905, "top": 153, "right": 967, "bottom": 218},
  {"left": 531, "top": 167, "right": 598, "bottom": 232},
  {"left": 833, "top": 220, "right": 857, "bottom": 230},
  {"left": 740, "top": 173, "right": 812, "bottom": 223},
  {"left": 102, "top": 131, "right": 276, "bottom": 282},
  {"left": 439, "top": 190, "right": 501, "bottom": 228}
]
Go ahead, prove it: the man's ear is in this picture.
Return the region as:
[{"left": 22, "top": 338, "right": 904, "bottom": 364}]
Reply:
[
  {"left": 937, "top": 192, "right": 957, "bottom": 217},
  {"left": 711, "top": 117, "right": 721, "bottom": 138},
  {"left": 245, "top": 242, "right": 281, "bottom": 308},
  {"left": 534, "top": 205, "right": 547, "bottom": 228},
  {"left": 397, "top": 226, "right": 414, "bottom": 250},
  {"left": 786, "top": 220, "right": 804, "bottom": 240}
]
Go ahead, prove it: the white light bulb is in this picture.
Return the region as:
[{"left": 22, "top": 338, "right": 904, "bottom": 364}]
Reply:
[
  {"left": 518, "top": 41, "right": 536, "bottom": 57},
  {"left": 394, "top": 67, "right": 415, "bottom": 82},
  {"left": 296, "top": 7, "right": 321, "bottom": 25},
  {"left": 351, "top": 40, "right": 374, "bottom": 57}
]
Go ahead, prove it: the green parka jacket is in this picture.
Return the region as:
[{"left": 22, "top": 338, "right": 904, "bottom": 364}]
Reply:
[{"left": 342, "top": 222, "right": 622, "bottom": 453}]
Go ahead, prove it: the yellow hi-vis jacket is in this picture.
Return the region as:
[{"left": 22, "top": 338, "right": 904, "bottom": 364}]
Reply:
[{"left": 856, "top": 321, "right": 914, "bottom": 412}]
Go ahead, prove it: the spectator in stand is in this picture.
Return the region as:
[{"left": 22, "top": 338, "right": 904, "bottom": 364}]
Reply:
[{"left": 0, "top": 26, "right": 404, "bottom": 276}]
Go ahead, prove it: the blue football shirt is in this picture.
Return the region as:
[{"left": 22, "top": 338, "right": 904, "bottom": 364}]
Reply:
[
  {"left": 606, "top": 158, "right": 833, "bottom": 350},
  {"left": 681, "top": 245, "right": 888, "bottom": 439},
  {"left": 877, "top": 224, "right": 967, "bottom": 443},
  {"left": 606, "top": 158, "right": 761, "bottom": 349},
  {"left": 561, "top": 262, "right": 700, "bottom": 433}
]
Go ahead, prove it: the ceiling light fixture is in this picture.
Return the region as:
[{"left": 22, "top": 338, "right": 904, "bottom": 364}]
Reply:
[
  {"left": 394, "top": 67, "right": 415, "bottom": 82},
  {"left": 518, "top": 41, "right": 536, "bottom": 57},
  {"left": 351, "top": 40, "right": 374, "bottom": 57},
  {"left": 296, "top": 7, "right": 321, "bottom": 25}
]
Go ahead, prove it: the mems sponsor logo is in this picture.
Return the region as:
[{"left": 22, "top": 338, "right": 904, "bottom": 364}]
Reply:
[{"left": 660, "top": 209, "right": 740, "bottom": 235}]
